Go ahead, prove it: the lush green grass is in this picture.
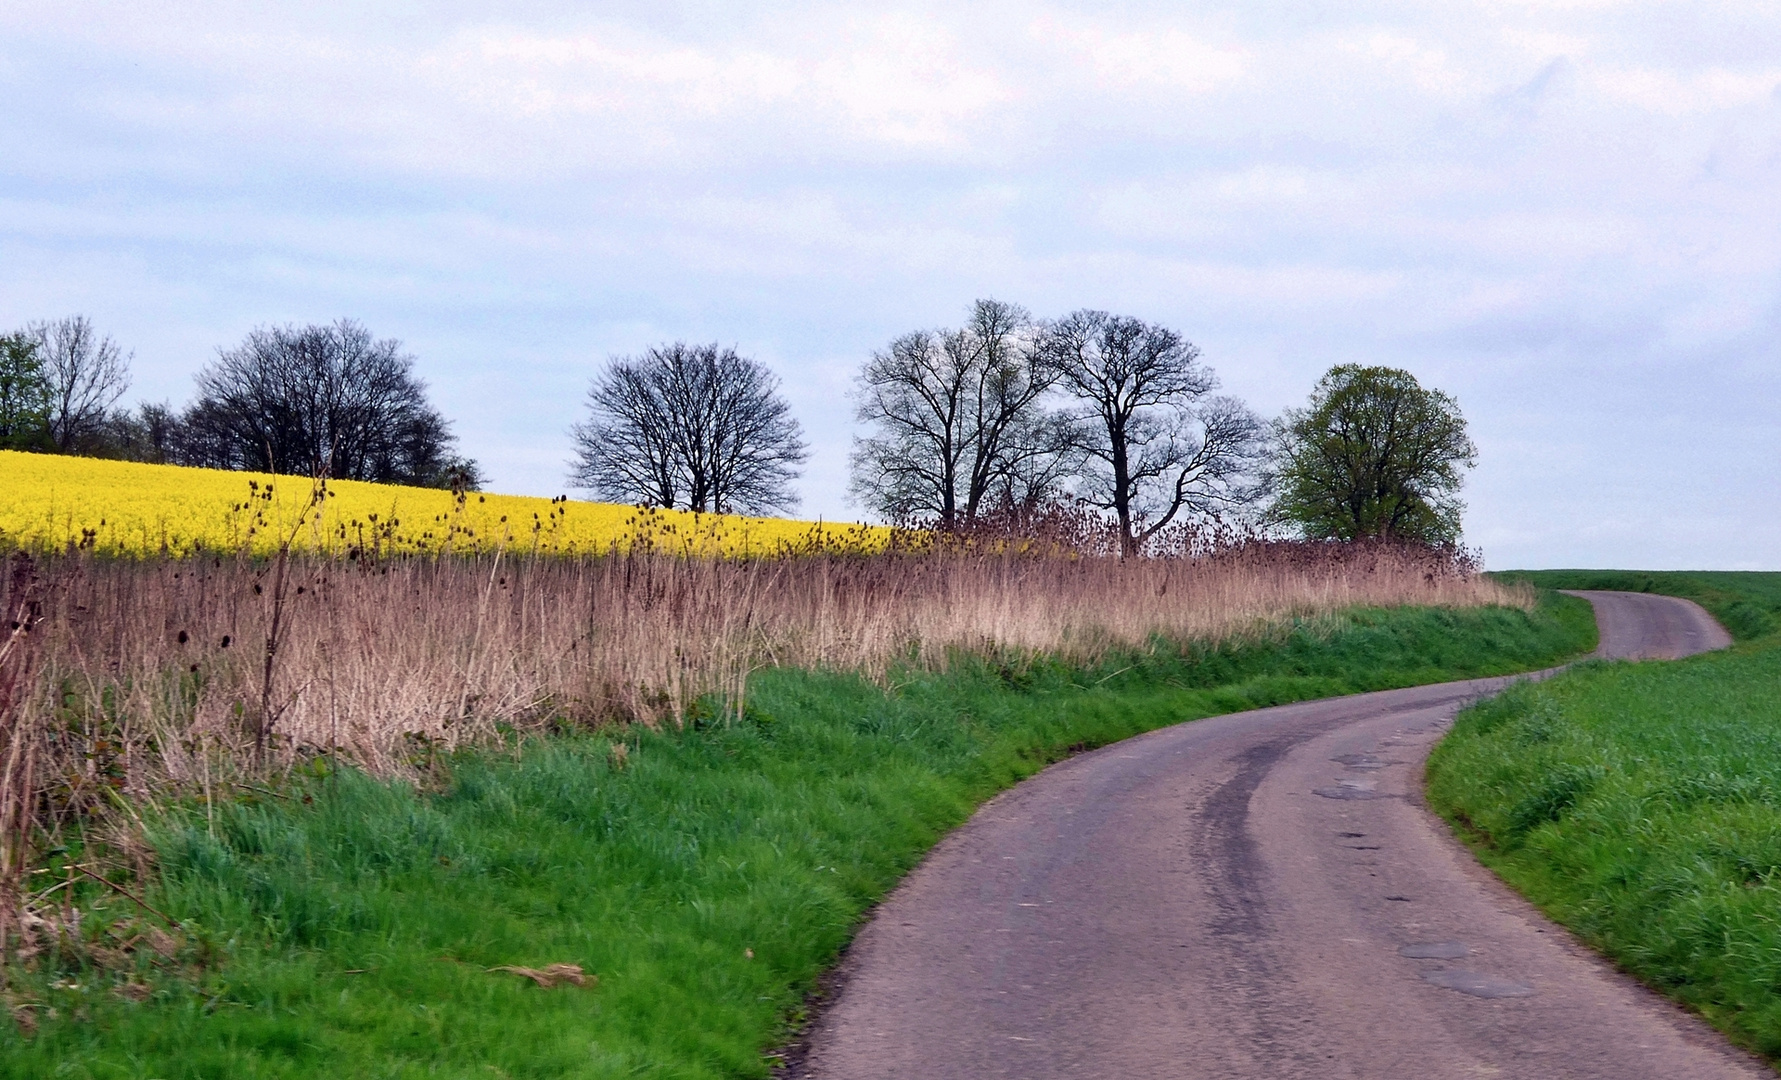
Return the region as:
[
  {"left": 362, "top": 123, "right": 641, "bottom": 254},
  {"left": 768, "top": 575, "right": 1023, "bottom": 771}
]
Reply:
[
  {"left": 1496, "top": 569, "right": 1781, "bottom": 642},
  {"left": 5, "top": 599, "right": 1593, "bottom": 1079},
  {"left": 1430, "top": 572, "right": 1781, "bottom": 1061}
]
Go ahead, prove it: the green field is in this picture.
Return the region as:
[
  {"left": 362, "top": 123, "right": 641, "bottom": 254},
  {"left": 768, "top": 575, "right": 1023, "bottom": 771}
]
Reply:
[
  {"left": 1431, "top": 570, "right": 1781, "bottom": 1060},
  {"left": 2, "top": 600, "right": 1592, "bottom": 1079},
  {"left": 1496, "top": 569, "right": 1781, "bottom": 642}
]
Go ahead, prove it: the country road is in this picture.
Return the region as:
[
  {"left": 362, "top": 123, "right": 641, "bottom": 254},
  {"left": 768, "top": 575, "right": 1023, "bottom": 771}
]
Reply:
[{"left": 800, "top": 591, "right": 1759, "bottom": 1079}]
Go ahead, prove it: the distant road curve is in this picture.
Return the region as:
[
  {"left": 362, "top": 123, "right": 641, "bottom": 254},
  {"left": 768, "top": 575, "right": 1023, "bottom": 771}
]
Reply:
[{"left": 801, "top": 591, "right": 1754, "bottom": 1079}]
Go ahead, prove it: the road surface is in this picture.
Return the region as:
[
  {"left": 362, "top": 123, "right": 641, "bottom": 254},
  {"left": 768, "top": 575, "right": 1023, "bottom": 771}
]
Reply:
[{"left": 800, "top": 591, "right": 1754, "bottom": 1079}]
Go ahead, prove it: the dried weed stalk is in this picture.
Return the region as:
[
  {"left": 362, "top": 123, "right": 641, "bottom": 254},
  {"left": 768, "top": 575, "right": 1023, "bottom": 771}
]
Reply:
[
  {"left": 0, "top": 539, "right": 1524, "bottom": 952},
  {"left": 0, "top": 553, "right": 47, "bottom": 966},
  {"left": 10, "top": 541, "right": 1520, "bottom": 785}
]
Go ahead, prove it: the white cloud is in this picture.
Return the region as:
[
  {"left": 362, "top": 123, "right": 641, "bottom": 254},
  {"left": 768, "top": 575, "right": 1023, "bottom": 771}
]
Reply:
[
  {"left": 1029, "top": 14, "right": 1250, "bottom": 93},
  {"left": 1344, "top": 31, "right": 1479, "bottom": 96},
  {"left": 421, "top": 16, "right": 1018, "bottom": 149},
  {"left": 1589, "top": 64, "right": 1781, "bottom": 113},
  {"left": 1, "top": 0, "right": 1777, "bottom": 567}
]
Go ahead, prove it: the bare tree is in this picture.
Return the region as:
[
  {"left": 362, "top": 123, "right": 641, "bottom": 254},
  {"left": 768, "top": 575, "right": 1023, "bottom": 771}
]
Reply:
[
  {"left": 570, "top": 343, "right": 808, "bottom": 515},
  {"left": 182, "top": 319, "right": 473, "bottom": 486},
  {"left": 571, "top": 359, "right": 680, "bottom": 509},
  {"left": 1045, "top": 310, "right": 1263, "bottom": 556},
  {"left": 850, "top": 299, "right": 1075, "bottom": 527},
  {"left": 98, "top": 402, "right": 184, "bottom": 464},
  {"left": 27, "top": 316, "right": 131, "bottom": 453}
]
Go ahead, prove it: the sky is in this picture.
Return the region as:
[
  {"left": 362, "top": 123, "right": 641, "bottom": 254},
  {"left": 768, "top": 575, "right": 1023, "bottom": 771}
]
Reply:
[{"left": 2, "top": 1, "right": 1777, "bottom": 570}]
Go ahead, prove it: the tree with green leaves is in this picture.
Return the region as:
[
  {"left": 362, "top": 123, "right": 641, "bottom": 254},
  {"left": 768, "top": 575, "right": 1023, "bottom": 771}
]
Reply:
[
  {"left": 0, "top": 332, "right": 51, "bottom": 449},
  {"left": 1271, "top": 364, "right": 1476, "bottom": 545}
]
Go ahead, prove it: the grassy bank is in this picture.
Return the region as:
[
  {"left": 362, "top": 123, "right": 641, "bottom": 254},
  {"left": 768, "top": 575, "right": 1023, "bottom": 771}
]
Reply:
[
  {"left": 2, "top": 599, "right": 1592, "bottom": 1078},
  {"left": 1496, "top": 569, "right": 1781, "bottom": 642},
  {"left": 1430, "top": 572, "right": 1781, "bottom": 1061}
]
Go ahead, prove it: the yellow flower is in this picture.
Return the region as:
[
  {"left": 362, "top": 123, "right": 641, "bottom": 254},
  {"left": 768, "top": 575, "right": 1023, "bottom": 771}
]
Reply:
[{"left": 0, "top": 451, "right": 891, "bottom": 559}]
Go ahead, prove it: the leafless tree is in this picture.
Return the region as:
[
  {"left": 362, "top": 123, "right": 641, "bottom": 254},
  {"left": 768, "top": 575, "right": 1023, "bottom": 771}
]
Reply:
[
  {"left": 850, "top": 299, "right": 1076, "bottom": 528},
  {"left": 571, "top": 360, "right": 680, "bottom": 508},
  {"left": 570, "top": 343, "right": 808, "bottom": 515},
  {"left": 182, "top": 320, "right": 473, "bottom": 486},
  {"left": 27, "top": 316, "right": 131, "bottom": 453},
  {"left": 97, "top": 402, "right": 185, "bottom": 465},
  {"left": 1045, "top": 310, "right": 1264, "bottom": 556}
]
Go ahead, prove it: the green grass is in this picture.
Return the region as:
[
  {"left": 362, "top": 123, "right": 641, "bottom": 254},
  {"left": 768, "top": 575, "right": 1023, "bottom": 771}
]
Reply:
[
  {"left": 1430, "top": 571, "right": 1781, "bottom": 1061},
  {"left": 5, "top": 599, "right": 1594, "bottom": 1079},
  {"left": 1496, "top": 569, "right": 1781, "bottom": 642}
]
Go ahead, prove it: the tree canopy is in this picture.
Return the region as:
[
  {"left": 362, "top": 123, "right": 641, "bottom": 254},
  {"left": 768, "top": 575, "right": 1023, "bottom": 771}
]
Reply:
[
  {"left": 26, "top": 316, "right": 131, "bottom": 453},
  {"left": 570, "top": 343, "right": 808, "bottom": 515},
  {"left": 0, "top": 332, "right": 50, "bottom": 450},
  {"left": 849, "top": 299, "right": 1074, "bottom": 528},
  {"left": 1046, "top": 310, "right": 1264, "bottom": 555},
  {"left": 1271, "top": 364, "right": 1476, "bottom": 545},
  {"left": 182, "top": 320, "right": 473, "bottom": 486}
]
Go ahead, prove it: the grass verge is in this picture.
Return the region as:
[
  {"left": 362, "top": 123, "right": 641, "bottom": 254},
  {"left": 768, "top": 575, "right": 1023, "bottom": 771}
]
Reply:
[
  {"left": 1430, "top": 572, "right": 1781, "bottom": 1061},
  {"left": 1495, "top": 569, "right": 1781, "bottom": 642},
  {"left": 4, "top": 598, "right": 1592, "bottom": 1078}
]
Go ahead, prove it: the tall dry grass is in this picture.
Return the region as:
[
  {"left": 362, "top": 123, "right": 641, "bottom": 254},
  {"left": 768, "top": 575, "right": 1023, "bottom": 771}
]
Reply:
[
  {"left": 4, "top": 542, "right": 1522, "bottom": 792},
  {"left": 0, "top": 555, "right": 47, "bottom": 963},
  {"left": 0, "top": 541, "right": 1525, "bottom": 954}
]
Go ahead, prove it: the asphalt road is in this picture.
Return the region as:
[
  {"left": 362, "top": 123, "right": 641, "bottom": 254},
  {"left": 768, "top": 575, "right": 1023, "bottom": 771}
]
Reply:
[{"left": 801, "top": 591, "right": 1756, "bottom": 1079}]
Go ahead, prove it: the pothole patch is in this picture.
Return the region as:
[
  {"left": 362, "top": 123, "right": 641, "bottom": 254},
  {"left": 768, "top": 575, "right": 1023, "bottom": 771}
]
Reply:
[
  {"left": 1400, "top": 941, "right": 1469, "bottom": 959},
  {"left": 1422, "top": 969, "right": 1534, "bottom": 998},
  {"left": 1315, "top": 778, "right": 1386, "bottom": 800}
]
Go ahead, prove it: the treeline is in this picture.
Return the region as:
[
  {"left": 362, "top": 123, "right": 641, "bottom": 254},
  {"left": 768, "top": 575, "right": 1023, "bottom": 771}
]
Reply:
[
  {"left": 0, "top": 317, "right": 477, "bottom": 489},
  {"left": 572, "top": 298, "right": 1478, "bottom": 551},
  {"left": 851, "top": 301, "right": 1263, "bottom": 556},
  {"left": 3, "top": 301, "right": 1479, "bottom": 549}
]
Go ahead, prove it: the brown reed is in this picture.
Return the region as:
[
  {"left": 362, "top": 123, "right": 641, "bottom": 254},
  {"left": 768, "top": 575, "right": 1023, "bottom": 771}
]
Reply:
[
  {"left": 3, "top": 542, "right": 1522, "bottom": 793},
  {"left": 0, "top": 540, "right": 1527, "bottom": 956},
  {"left": 0, "top": 554, "right": 47, "bottom": 965}
]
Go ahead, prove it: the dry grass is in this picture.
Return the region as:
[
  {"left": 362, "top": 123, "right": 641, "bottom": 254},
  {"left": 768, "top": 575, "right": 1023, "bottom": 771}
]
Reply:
[
  {"left": 0, "top": 540, "right": 1531, "bottom": 993},
  {"left": 4, "top": 542, "right": 1522, "bottom": 795},
  {"left": 0, "top": 555, "right": 47, "bottom": 964}
]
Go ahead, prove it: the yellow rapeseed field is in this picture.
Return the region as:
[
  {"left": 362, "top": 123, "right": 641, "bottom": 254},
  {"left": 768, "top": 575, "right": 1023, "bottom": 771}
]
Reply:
[{"left": 0, "top": 450, "right": 892, "bottom": 558}]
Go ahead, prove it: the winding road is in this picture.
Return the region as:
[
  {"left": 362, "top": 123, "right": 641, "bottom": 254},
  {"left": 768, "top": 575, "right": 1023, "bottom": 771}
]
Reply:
[{"left": 801, "top": 591, "right": 1757, "bottom": 1078}]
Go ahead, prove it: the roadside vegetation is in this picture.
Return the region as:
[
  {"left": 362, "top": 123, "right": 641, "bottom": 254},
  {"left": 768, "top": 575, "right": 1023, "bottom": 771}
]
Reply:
[
  {"left": 0, "top": 592, "right": 1592, "bottom": 1077},
  {"left": 1429, "top": 571, "right": 1781, "bottom": 1062},
  {"left": 1497, "top": 569, "right": 1781, "bottom": 643},
  {"left": 0, "top": 295, "right": 1511, "bottom": 1075}
]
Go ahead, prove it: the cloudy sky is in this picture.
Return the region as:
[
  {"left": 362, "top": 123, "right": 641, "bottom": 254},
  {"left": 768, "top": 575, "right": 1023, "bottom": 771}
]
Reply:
[{"left": 3, "top": 1, "right": 1777, "bottom": 569}]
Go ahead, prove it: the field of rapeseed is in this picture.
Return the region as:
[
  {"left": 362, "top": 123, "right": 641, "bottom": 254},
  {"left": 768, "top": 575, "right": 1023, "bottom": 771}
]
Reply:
[{"left": 0, "top": 450, "right": 891, "bottom": 558}]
